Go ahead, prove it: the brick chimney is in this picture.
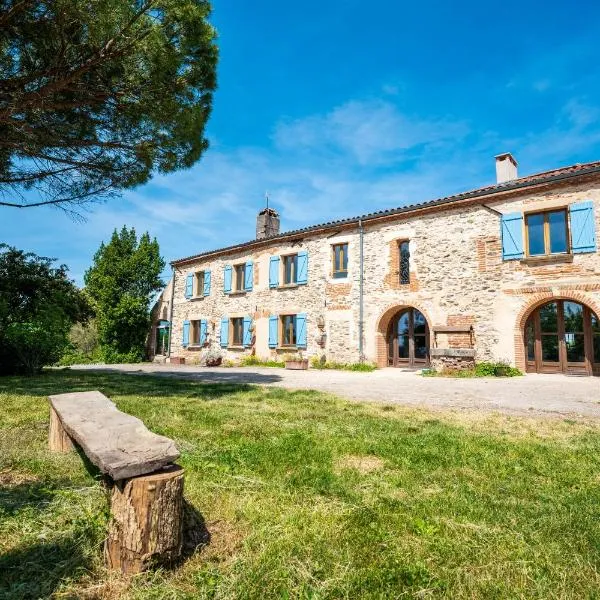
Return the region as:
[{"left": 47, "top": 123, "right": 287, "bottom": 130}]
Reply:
[
  {"left": 495, "top": 153, "right": 518, "bottom": 183},
  {"left": 256, "top": 207, "right": 280, "bottom": 239}
]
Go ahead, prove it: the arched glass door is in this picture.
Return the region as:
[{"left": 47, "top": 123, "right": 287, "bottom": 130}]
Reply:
[
  {"left": 388, "top": 308, "right": 429, "bottom": 367},
  {"left": 525, "top": 300, "right": 599, "bottom": 375}
]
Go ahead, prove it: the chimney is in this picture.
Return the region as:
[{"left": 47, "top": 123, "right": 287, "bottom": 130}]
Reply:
[
  {"left": 256, "top": 207, "right": 280, "bottom": 239},
  {"left": 495, "top": 152, "right": 518, "bottom": 183}
]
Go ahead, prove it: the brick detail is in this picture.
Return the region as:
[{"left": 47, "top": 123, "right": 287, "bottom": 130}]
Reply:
[
  {"left": 383, "top": 238, "right": 419, "bottom": 291},
  {"left": 326, "top": 282, "right": 352, "bottom": 310},
  {"left": 476, "top": 237, "right": 501, "bottom": 273}
]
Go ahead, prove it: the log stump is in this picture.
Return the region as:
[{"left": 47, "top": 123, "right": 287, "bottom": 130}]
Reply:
[
  {"left": 104, "top": 464, "right": 185, "bottom": 574},
  {"left": 48, "top": 406, "right": 74, "bottom": 452}
]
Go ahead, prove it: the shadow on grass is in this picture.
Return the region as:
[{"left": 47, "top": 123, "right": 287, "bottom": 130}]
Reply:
[
  {"left": 0, "top": 369, "right": 274, "bottom": 401},
  {"left": 0, "top": 533, "right": 94, "bottom": 600},
  {"left": 0, "top": 479, "right": 72, "bottom": 517}
]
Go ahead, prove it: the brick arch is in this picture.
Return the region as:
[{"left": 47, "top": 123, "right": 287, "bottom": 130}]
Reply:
[
  {"left": 513, "top": 290, "right": 600, "bottom": 372},
  {"left": 375, "top": 302, "right": 433, "bottom": 368}
]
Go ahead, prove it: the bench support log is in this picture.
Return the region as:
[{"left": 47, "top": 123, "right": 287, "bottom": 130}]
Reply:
[
  {"left": 104, "top": 464, "right": 184, "bottom": 574},
  {"left": 48, "top": 406, "right": 74, "bottom": 453}
]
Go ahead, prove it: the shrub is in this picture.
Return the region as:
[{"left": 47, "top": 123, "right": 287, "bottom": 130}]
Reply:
[
  {"left": 310, "top": 357, "right": 377, "bottom": 372},
  {"left": 240, "top": 355, "right": 285, "bottom": 368},
  {"left": 203, "top": 347, "right": 223, "bottom": 367},
  {"left": 422, "top": 361, "right": 522, "bottom": 378}
]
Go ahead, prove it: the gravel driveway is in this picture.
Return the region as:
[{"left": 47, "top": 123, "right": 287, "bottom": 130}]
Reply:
[{"left": 70, "top": 363, "right": 600, "bottom": 418}]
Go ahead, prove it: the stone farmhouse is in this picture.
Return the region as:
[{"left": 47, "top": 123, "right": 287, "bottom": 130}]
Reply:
[{"left": 150, "top": 154, "right": 600, "bottom": 376}]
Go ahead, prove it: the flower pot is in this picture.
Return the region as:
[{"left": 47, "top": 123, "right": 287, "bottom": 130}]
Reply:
[{"left": 285, "top": 359, "right": 309, "bottom": 370}]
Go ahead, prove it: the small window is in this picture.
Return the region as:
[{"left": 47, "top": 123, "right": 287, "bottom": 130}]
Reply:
[
  {"left": 190, "top": 320, "right": 200, "bottom": 345},
  {"left": 234, "top": 264, "right": 246, "bottom": 292},
  {"left": 399, "top": 241, "right": 410, "bottom": 285},
  {"left": 332, "top": 243, "right": 348, "bottom": 278},
  {"left": 281, "top": 315, "right": 297, "bottom": 346},
  {"left": 231, "top": 317, "right": 244, "bottom": 346},
  {"left": 283, "top": 254, "right": 298, "bottom": 284},
  {"left": 526, "top": 209, "right": 569, "bottom": 256},
  {"left": 194, "top": 271, "right": 204, "bottom": 297}
]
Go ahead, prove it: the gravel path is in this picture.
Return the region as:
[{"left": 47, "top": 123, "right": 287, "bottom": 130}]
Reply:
[{"left": 69, "top": 363, "right": 600, "bottom": 418}]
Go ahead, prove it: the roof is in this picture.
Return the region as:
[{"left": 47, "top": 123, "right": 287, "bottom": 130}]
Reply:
[{"left": 172, "top": 159, "right": 600, "bottom": 266}]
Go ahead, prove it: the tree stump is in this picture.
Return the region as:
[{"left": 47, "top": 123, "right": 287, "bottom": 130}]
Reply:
[
  {"left": 104, "top": 464, "right": 185, "bottom": 574},
  {"left": 48, "top": 406, "right": 74, "bottom": 452}
]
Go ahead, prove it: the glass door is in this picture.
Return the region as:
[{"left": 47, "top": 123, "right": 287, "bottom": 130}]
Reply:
[{"left": 388, "top": 308, "right": 429, "bottom": 367}]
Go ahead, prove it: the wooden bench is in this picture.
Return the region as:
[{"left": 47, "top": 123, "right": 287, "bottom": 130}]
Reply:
[{"left": 48, "top": 391, "right": 184, "bottom": 574}]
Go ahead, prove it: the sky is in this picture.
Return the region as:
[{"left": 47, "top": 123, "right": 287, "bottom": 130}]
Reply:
[{"left": 2, "top": 0, "right": 600, "bottom": 285}]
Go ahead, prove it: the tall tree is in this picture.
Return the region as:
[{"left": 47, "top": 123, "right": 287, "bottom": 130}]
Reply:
[
  {"left": 0, "top": 244, "right": 90, "bottom": 374},
  {"left": 85, "top": 226, "right": 164, "bottom": 362},
  {"left": 0, "top": 0, "right": 218, "bottom": 211}
]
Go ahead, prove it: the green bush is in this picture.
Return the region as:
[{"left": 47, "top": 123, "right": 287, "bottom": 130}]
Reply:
[
  {"left": 422, "top": 361, "right": 523, "bottom": 378},
  {"left": 310, "top": 357, "right": 377, "bottom": 372},
  {"left": 240, "top": 355, "right": 285, "bottom": 368}
]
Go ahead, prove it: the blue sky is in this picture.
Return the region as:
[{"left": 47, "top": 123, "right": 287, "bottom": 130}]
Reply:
[{"left": 2, "top": 0, "right": 600, "bottom": 285}]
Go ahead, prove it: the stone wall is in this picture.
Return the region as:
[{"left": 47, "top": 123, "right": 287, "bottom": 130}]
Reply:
[{"left": 169, "top": 177, "right": 600, "bottom": 371}]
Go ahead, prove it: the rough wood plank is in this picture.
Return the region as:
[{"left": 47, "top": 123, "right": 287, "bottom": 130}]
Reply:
[
  {"left": 48, "top": 391, "right": 179, "bottom": 480},
  {"left": 104, "top": 464, "right": 184, "bottom": 574},
  {"left": 48, "top": 405, "right": 75, "bottom": 453}
]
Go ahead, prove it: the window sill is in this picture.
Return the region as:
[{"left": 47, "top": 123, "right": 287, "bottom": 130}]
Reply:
[
  {"left": 190, "top": 295, "right": 205, "bottom": 301},
  {"left": 330, "top": 274, "right": 349, "bottom": 281},
  {"left": 520, "top": 253, "right": 573, "bottom": 265},
  {"left": 278, "top": 283, "right": 299, "bottom": 289},
  {"left": 228, "top": 345, "right": 246, "bottom": 350},
  {"left": 227, "top": 290, "right": 248, "bottom": 296},
  {"left": 186, "top": 344, "right": 207, "bottom": 350}
]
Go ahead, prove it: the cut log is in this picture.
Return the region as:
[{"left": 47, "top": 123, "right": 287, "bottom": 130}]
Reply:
[
  {"left": 48, "top": 405, "right": 75, "bottom": 453},
  {"left": 104, "top": 464, "right": 184, "bottom": 574},
  {"left": 48, "top": 391, "right": 179, "bottom": 480}
]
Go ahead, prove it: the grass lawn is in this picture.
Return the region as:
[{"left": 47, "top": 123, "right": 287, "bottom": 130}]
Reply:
[{"left": 1, "top": 370, "right": 600, "bottom": 599}]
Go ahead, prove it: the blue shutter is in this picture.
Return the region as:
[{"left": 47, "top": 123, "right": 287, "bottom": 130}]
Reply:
[
  {"left": 269, "top": 256, "right": 280, "bottom": 288},
  {"left": 243, "top": 317, "right": 252, "bottom": 347},
  {"left": 200, "top": 319, "right": 208, "bottom": 345},
  {"left": 220, "top": 317, "right": 229, "bottom": 347},
  {"left": 203, "top": 270, "right": 211, "bottom": 296},
  {"left": 182, "top": 320, "right": 190, "bottom": 347},
  {"left": 501, "top": 213, "right": 524, "bottom": 260},
  {"left": 297, "top": 250, "right": 308, "bottom": 284},
  {"left": 268, "top": 315, "right": 278, "bottom": 348},
  {"left": 296, "top": 313, "right": 307, "bottom": 348},
  {"left": 223, "top": 265, "right": 232, "bottom": 294},
  {"left": 185, "top": 274, "right": 193, "bottom": 298},
  {"left": 244, "top": 261, "right": 253, "bottom": 291},
  {"left": 570, "top": 201, "right": 597, "bottom": 254}
]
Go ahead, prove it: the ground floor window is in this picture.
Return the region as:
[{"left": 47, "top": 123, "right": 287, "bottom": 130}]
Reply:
[
  {"left": 231, "top": 317, "right": 244, "bottom": 346},
  {"left": 524, "top": 300, "right": 599, "bottom": 375},
  {"left": 281, "top": 314, "right": 297, "bottom": 346}
]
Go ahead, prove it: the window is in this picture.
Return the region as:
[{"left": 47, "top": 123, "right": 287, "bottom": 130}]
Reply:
[
  {"left": 190, "top": 320, "right": 200, "bottom": 345},
  {"left": 194, "top": 271, "right": 204, "bottom": 296},
  {"left": 281, "top": 315, "right": 297, "bottom": 346},
  {"left": 231, "top": 317, "right": 244, "bottom": 346},
  {"left": 234, "top": 264, "right": 246, "bottom": 292},
  {"left": 283, "top": 254, "right": 298, "bottom": 285},
  {"left": 399, "top": 241, "right": 410, "bottom": 285},
  {"left": 332, "top": 243, "right": 348, "bottom": 278},
  {"left": 526, "top": 209, "right": 568, "bottom": 256}
]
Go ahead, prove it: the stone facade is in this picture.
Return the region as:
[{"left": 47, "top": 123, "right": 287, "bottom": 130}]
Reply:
[{"left": 165, "top": 167, "right": 600, "bottom": 374}]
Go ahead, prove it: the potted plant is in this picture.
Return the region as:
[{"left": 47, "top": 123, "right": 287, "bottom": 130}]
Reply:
[{"left": 284, "top": 352, "right": 309, "bottom": 370}]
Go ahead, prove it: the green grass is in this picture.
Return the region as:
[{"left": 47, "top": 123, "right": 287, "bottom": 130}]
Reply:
[
  {"left": 240, "top": 356, "right": 285, "bottom": 368},
  {"left": 1, "top": 370, "right": 600, "bottom": 599}
]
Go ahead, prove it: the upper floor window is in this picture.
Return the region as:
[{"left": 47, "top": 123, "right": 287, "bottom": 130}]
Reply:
[
  {"left": 332, "top": 243, "right": 348, "bottom": 278},
  {"left": 185, "top": 269, "right": 211, "bottom": 299},
  {"left": 283, "top": 254, "right": 298, "bottom": 285},
  {"left": 234, "top": 264, "right": 246, "bottom": 291},
  {"left": 526, "top": 209, "right": 568, "bottom": 256},
  {"left": 194, "top": 271, "right": 205, "bottom": 296},
  {"left": 399, "top": 241, "right": 410, "bottom": 284}
]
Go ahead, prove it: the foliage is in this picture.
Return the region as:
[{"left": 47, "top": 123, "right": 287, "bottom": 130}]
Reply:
[
  {"left": 84, "top": 227, "right": 164, "bottom": 362},
  {"left": 2, "top": 369, "right": 600, "bottom": 598},
  {"left": 310, "top": 356, "right": 377, "bottom": 372},
  {"left": 0, "top": 0, "right": 218, "bottom": 211},
  {"left": 423, "top": 361, "right": 523, "bottom": 378},
  {"left": 0, "top": 245, "right": 90, "bottom": 374},
  {"left": 58, "top": 320, "right": 102, "bottom": 365},
  {"left": 240, "top": 355, "right": 285, "bottom": 368},
  {"left": 203, "top": 347, "right": 223, "bottom": 367}
]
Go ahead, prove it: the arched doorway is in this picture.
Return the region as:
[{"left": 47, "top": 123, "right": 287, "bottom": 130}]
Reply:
[
  {"left": 524, "top": 300, "right": 600, "bottom": 375},
  {"left": 387, "top": 307, "right": 430, "bottom": 367}
]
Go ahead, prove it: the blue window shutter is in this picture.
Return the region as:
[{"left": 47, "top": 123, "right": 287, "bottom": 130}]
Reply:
[
  {"left": 203, "top": 270, "right": 211, "bottom": 296},
  {"left": 185, "top": 274, "right": 193, "bottom": 298},
  {"left": 570, "top": 201, "right": 597, "bottom": 253},
  {"left": 224, "top": 265, "right": 232, "bottom": 293},
  {"left": 297, "top": 250, "right": 308, "bottom": 284},
  {"left": 243, "top": 317, "right": 252, "bottom": 347},
  {"left": 200, "top": 319, "right": 208, "bottom": 345},
  {"left": 268, "top": 315, "right": 278, "bottom": 348},
  {"left": 501, "top": 213, "right": 524, "bottom": 260},
  {"left": 269, "top": 256, "right": 280, "bottom": 288},
  {"left": 220, "top": 317, "right": 229, "bottom": 347},
  {"left": 296, "top": 313, "right": 307, "bottom": 348},
  {"left": 182, "top": 320, "right": 190, "bottom": 347},
  {"left": 245, "top": 261, "right": 253, "bottom": 291}
]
